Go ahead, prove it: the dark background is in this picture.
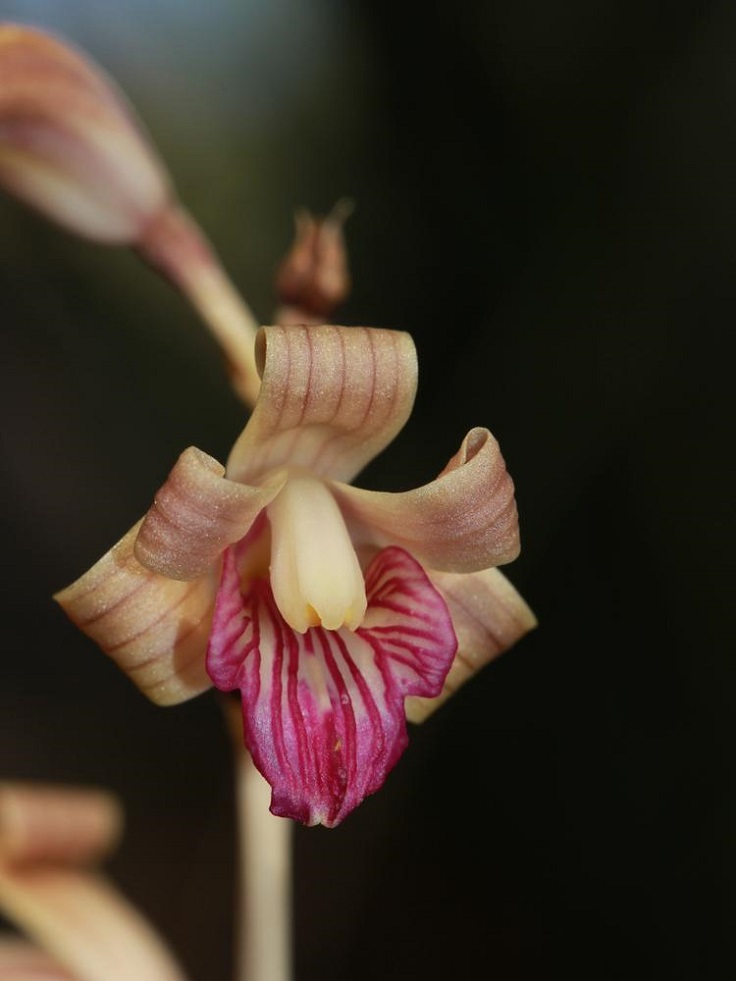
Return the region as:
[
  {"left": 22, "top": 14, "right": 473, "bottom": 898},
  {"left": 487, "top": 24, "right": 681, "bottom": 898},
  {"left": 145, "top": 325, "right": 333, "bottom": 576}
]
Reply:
[{"left": 1, "top": 1, "right": 733, "bottom": 978}]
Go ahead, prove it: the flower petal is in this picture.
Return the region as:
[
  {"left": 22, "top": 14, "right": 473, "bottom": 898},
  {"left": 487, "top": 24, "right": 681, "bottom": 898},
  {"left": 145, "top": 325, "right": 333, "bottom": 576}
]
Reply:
[
  {"left": 405, "top": 567, "right": 537, "bottom": 723},
  {"left": 226, "top": 325, "right": 418, "bottom": 485},
  {"left": 133, "top": 446, "right": 286, "bottom": 580},
  {"left": 54, "top": 522, "right": 215, "bottom": 705},
  {"left": 332, "top": 427, "right": 520, "bottom": 572},
  {"left": 0, "top": 24, "right": 170, "bottom": 243},
  {"left": 207, "top": 546, "right": 456, "bottom": 827}
]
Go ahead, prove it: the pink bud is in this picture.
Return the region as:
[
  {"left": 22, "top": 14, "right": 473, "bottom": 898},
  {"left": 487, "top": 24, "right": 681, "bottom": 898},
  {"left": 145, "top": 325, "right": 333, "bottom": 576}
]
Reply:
[
  {"left": 274, "top": 199, "right": 352, "bottom": 321},
  {"left": 0, "top": 23, "right": 263, "bottom": 406},
  {"left": 0, "top": 22, "right": 170, "bottom": 243}
]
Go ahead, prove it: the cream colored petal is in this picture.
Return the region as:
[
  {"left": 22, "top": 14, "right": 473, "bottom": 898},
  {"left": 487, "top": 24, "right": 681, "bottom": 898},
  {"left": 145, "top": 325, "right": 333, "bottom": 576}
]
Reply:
[
  {"left": 134, "top": 446, "right": 286, "bottom": 580},
  {"left": 405, "top": 567, "right": 537, "bottom": 723},
  {"left": 226, "top": 325, "right": 418, "bottom": 484},
  {"left": 54, "top": 522, "right": 214, "bottom": 705},
  {"left": 0, "top": 24, "right": 170, "bottom": 242},
  {"left": 0, "top": 785, "right": 121, "bottom": 867},
  {"left": 332, "top": 427, "right": 520, "bottom": 573}
]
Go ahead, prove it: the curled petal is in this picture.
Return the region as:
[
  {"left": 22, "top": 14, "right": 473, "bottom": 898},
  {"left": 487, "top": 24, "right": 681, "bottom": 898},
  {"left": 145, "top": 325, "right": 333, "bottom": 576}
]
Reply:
[
  {"left": 0, "top": 785, "right": 122, "bottom": 867},
  {"left": 0, "top": 24, "right": 170, "bottom": 242},
  {"left": 134, "top": 446, "right": 286, "bottom": 580},
  {"left": 207, "top": 546, "right": 456, "bottom": 827},
  {"left": 54, "top": 522, "right": 215, "bottom": 705},
  {"left": 226, "top": 325, "right": 418, "bottom": 484},
  {"left": 332, "top": 427, "right": 520, "bottom": 573},
  {"left": 405, "top": 568, "right": 537, "bottom": 723}
]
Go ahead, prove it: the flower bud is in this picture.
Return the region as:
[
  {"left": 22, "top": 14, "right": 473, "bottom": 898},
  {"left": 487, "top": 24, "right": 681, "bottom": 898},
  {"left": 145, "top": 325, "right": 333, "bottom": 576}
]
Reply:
[
  {"left": 0, "top": 22, "right": 171, "bottom": 243},
  {"left": 274, "top": 198, "right": 352, "bottom": 322},
  {"left": 0, "top": 23, "right": 262, "bottom": 407}
]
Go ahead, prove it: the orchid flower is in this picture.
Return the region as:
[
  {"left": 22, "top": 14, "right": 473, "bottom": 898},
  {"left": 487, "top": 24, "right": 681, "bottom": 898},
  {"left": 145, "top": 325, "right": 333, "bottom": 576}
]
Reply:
[
  {"left": 0, "top": 783, "right": 187, "bottom": 981},
  {"left": 0, "top": 21, "right": 534, "bottom": 829},
  {"left": 56, "top": 323, "right": 535, "bottom": 827}
]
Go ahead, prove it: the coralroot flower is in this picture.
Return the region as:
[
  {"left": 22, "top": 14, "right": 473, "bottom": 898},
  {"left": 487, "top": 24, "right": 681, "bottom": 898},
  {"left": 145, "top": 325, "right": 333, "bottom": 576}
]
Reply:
[{"left": 56, "top": 324, "right": 534, "bottom": 827}]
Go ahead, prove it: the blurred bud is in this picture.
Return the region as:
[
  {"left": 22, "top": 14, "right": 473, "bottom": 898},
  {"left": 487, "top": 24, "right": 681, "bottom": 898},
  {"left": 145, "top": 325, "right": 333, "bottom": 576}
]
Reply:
[
  {"left": 0, "top": 22, "right": 262, "bottom": 406},
  {"left": 275, "top": 198, "right": 352, "bottom": 323},
  {"left": 0, "top": 23, "right": 171, "bottom": 243}
]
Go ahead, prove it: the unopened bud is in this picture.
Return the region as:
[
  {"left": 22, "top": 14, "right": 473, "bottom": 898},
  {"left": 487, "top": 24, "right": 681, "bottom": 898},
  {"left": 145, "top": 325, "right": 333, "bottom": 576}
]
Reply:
[
  {"left": 274, "top": 198, "right": 352, "bottom": 322},
  {"left": 0, "top": 23, "right": 262, "bottom": 407},
  {"left": 0, "top": 23, "right": 170, "bottom": 243}
]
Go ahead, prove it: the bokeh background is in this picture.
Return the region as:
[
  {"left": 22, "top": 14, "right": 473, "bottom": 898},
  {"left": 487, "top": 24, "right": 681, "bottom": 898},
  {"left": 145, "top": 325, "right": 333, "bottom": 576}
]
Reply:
[{"left": 1, "top": 1, "right": 733, "bottom": 978}]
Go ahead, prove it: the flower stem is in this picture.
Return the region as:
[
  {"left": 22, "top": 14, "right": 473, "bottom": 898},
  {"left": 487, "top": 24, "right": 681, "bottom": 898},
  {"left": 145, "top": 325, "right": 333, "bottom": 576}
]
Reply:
[
  {"left": 224, "top": 700, "right": 293, "bottom": 981},
  {"left": 137, "top": 203, "right": 262, "bottom": 407}
]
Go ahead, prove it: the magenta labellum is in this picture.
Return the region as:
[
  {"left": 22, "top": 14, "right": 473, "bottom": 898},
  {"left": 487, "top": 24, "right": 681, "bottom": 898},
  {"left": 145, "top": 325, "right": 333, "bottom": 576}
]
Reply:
[{"left": 208, "top": 544, "right": 457, "bottom": 827}]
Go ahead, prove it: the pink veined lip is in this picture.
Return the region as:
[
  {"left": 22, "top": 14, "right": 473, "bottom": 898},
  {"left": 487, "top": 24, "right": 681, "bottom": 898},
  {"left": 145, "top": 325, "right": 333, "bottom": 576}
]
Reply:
[{"left": 207, "top": 544, "right": 458, "bottom": 827}]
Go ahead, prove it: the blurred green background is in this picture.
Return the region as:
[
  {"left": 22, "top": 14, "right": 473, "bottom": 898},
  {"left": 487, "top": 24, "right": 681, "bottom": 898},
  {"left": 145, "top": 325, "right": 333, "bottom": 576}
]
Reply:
[{"left": 0, "top": 1, "right": 733, "bottom": 978}]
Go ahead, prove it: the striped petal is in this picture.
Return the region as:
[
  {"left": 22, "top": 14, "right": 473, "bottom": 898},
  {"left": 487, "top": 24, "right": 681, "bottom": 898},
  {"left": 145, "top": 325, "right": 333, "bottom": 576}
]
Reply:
[
  {"left": 134, "top": 446, "right": 286, "bottom": 580},
  {"left": 207, "top": 546, "right": 456, "bottom": 827},
  {"left": 332, "top": 427, "right": 520, "bottom": 573},
  {"left": 226, "top": 325, "right": 418, "bottom": 485},
  {"left": 54, "top": 522, "right": 215, "bottom": 705},
  {"left": 405, "top": 568, "right": 538, "bottom": 723}
]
